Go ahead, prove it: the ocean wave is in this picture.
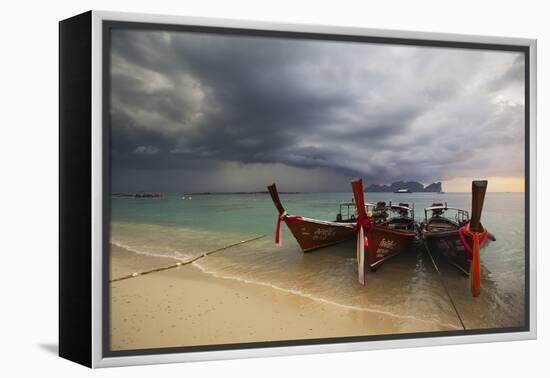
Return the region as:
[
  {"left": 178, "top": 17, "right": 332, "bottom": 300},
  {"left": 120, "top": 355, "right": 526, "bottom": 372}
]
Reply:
[{"left": 192, "top": 261, "right": 461, "bottom": 330}]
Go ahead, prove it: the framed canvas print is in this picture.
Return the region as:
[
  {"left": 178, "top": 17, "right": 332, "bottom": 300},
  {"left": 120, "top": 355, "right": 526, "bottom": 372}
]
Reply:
[{"left": 59, "top": 10, "right": 537, "bottom": 368}]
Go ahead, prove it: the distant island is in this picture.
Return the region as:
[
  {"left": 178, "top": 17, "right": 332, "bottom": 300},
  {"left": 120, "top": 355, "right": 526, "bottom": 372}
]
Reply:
[
  {"left": 112, "top": 192, "right": 164, "bottom": 198},
  {"left": 365, "top": 181, "right": 442, "bottom": 193}
]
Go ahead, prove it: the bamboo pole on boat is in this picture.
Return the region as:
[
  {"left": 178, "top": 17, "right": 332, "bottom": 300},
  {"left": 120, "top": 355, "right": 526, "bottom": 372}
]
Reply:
[{"left": 110, "top": 235, "right": 266, "bottom": 283}]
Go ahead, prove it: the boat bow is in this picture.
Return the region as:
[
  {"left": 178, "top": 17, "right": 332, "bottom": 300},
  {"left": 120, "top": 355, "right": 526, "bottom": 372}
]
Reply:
[{"left": 267, "top": 184, "right": 355, "bottom": 252}]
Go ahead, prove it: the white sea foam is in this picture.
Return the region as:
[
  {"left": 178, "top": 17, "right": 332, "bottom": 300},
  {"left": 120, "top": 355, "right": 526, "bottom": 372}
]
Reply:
[
  {"left": 192, "top": 261, "right": 461, "bottom": 330},
  {"left": 111, "top": 240, "right": 186, "bottom": 261}
]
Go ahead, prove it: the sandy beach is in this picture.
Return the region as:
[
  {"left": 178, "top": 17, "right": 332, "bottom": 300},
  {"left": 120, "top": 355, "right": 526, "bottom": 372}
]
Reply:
[{"left": 110, "top": 243, "right": 457, "bottom": 351}]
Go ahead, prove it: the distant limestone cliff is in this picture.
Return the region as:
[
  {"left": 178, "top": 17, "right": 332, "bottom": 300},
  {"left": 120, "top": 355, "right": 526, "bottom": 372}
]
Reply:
[
  {"left": 365, "top": 181, "right": 442, "bottom": 193},
  {"left": 423, "top": 182, "right": 443, "bottom": 192}
]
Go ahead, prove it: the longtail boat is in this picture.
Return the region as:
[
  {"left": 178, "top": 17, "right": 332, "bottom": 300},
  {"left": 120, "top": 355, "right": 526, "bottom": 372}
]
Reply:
[
  {"left": 351, "top": 179, "right": 417, "bottom": 285},
  {"left": 267, "top": 184, "right": 358, "bottom": 252},
  {"left": 421, "top": 180, "right": 495, "bottom": 296}
]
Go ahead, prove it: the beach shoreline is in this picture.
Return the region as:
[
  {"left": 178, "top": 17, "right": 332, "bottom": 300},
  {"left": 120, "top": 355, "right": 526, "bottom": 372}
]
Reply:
[{"left": 109, "top": 243, "right": 457, "bottom": 351}]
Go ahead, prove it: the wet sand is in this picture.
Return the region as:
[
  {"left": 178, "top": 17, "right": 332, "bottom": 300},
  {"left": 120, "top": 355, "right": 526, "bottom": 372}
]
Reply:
[{"left": 110, "top": 244, "right": 455, "bottom": 351}]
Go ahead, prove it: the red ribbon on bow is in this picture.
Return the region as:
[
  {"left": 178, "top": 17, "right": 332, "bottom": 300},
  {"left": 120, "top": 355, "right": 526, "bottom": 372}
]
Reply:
[
  {"left": 458, "top": 223, "right": 488, "bottom": 297},
  {"left": 275, "top": 212, "right": 303, "bottom": 247},
  {"left": 458, "top": 223, "right": 488, "bottom": 259},
  {"left": 355, "top": 215, "right": 372, "bottom": 249}
]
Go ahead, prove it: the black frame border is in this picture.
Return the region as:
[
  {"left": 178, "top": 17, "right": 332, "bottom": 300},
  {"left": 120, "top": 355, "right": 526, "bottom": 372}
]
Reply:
[
  {"left": 59, "top": 11, "right": 93, "bottom": 367},
  {"left": 101, "top": 19, "right": 531, "bottom": 359}
]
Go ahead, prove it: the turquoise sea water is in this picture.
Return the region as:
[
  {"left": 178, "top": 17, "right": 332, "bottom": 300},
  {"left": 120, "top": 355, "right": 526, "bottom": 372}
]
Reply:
[{"left": 111, "top": 192, "right": 526, "bottom": 332}]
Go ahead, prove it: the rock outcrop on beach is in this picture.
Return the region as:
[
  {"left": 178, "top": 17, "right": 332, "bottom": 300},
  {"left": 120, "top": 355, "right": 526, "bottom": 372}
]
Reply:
[{"left": 365, "top": 181, "right": 442, "bottom": 193}]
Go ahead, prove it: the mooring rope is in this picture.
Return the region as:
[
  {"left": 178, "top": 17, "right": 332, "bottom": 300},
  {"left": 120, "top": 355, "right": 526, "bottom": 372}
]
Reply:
[
  {"left": 423, "top": 245, "right": 467, "bottom": 331},
  {"left": 110, "top": 235, "right": 266, "bottom": 283}
]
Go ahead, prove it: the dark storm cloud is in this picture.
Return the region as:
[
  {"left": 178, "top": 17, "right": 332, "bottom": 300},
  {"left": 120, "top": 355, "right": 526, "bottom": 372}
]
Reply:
[{"left": 110, "top": 29, "right": 525, "bottom": 191}]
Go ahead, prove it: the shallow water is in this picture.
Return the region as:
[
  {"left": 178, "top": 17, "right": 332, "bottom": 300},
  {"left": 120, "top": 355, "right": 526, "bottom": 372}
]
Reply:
[{"left": 111, "top": 192, "right": 525, "bottom": 332}]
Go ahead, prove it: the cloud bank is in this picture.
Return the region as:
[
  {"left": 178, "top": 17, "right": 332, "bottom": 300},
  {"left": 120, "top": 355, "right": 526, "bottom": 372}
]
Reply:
[{"left": 110, "top": 29, "right": 525, "bottom": 192}]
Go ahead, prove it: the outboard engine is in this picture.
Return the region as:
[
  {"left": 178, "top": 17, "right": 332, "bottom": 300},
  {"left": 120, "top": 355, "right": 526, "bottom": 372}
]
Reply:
[
  {"left": 373, "top": 201, "right": 388, "bottom": 223},
  {"left": 431, "top": 202, "right": 444, "bottom": 216},
  {"left": 398, "top": 203, "right": 410, "bottom": 217}
]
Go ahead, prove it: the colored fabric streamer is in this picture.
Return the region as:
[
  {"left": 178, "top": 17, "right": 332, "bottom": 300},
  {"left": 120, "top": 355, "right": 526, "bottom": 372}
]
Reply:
[
  {"left": 355, "top": 215, "right": 372, "bottom": 286},
  {"left": 458, "top": 223, "right": 488, "bottom": 259},
  {"left": 458, "top": 223, "right": 488, "bottom": 297},
  {"left": 274, "top": 211, "right": 302, "bottom": 247},
  {"left": 470, "top": 232, "right": 481, "bottom": 297}
]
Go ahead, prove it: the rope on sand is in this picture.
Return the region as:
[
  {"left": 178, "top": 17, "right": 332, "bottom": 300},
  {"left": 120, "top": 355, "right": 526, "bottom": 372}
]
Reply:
[
  {"left": 423, "top": 245, "right": 467, "bottom": 331},
  {"left": 110, "top": 235, "right": 266, "bottom": 283}
]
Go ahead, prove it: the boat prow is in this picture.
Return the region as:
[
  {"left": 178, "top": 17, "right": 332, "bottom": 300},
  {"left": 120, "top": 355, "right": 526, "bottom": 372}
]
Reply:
[
  {"left": 422, "top": 180, "right": 494, "bottom": 296},
  {"left": 267, "top": 184, "right": 355, "bottom": 252},
  {"left": 351, "top": 179, "right": 417, "bottom": 272}
]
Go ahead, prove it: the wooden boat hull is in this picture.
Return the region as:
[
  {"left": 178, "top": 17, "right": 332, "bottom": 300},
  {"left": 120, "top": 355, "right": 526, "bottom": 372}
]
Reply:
[
  {"left": 268, "top": 183, "right": 417, "bottom": 261},
  {"left": 423, "top": 181, "right": 492, "bottom": 297},
  {"left": 424, "top": 230, "right": 470, "bottom": 275},
  {"left": 367, "top": 226, "right": 417, "bottom": 270},
  {"left": 284, "top": 217, "right": 356, "bottom": 252}
]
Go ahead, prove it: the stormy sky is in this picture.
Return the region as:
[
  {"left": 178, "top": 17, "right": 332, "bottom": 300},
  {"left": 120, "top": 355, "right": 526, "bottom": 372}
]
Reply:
[{"left": 110, "top": 29, "right": 525, "bottom": 193}]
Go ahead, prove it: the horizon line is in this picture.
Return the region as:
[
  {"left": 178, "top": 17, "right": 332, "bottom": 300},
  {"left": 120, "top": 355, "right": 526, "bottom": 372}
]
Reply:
[{"left": 112, "top": 190, "right": 525, "bottom": 194}]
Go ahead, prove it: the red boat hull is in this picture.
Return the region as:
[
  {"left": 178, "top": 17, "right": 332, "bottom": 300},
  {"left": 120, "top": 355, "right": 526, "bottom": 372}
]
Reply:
[
  {"left": 366, "top": 226, "right": 417, "bottom": 270},
  {"left": 283, "top": 217, "right": 417, "bottom": 262},
  {"left": 284, "top": 217, "right": 356, "bottom": 252}
]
